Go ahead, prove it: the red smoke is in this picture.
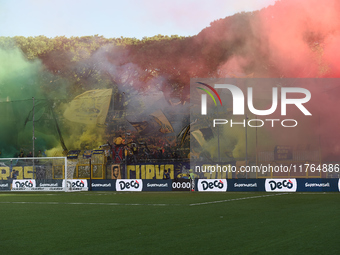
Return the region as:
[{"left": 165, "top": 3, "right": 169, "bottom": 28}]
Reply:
[
  {"left": 190, "top": 0, "right": 340, "bottom": 160},
  {"left": 256, "top": 0, "right": 340, "bottom": 160},
  {"left": 257, "top": 0, "right": 340, "bottom": 78}
]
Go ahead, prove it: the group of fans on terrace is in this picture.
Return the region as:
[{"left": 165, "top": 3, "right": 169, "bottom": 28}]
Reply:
[
  {"left": 0, "top": 132, "right": 190, "bottom": 163},
  {"left": 0, "top": 150, "right": 46, "bottom": 158},
  {"left": 105, "top": 132, "right": 189, "bottom": 164}
]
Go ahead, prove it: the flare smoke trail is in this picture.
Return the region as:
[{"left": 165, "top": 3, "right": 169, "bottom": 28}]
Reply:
[{"left": 0, "top": 48, "right": 58, "bottom": 157}]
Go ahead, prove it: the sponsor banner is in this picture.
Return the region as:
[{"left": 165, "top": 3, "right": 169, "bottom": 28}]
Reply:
[
  {"left": 228, "top": 179, "right": 265, "bottom": 192},
  {"left": 0, "top": 180, "right": 11, "bottom": 191},
  {"left": 11, "top": 179, "right": 37, "bottom": 191},
  {"left": 197, "top": 179, "right": 227, "bottom": 192},
  {"left": 172, "top": 179, "right": 191, "bottom": 191},
  {"left": 297, "top": 179, "right": 339, "bottom": 192},
  {"left": 63, "top": 179, "right": 88, "bottom": 191},
  {"left": 143, "top": 180, "right": 172, "bottom": 191},
  {"left": 265, "top": 179, "right": 297, "bottom": 192},
  {"left": 116, "top": 179, "right": 143, "bottom": 192},
  {"left": 36, "top": 180, "right": 64, "bottom": 191},
  {"left": 91, "top": 180, "right": 116, "bottom": 191}
]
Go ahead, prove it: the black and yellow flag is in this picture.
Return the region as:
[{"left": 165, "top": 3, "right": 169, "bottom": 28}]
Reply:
[
  {"left": 128, "top": 121, "right": 149, "bottom": 133},
  {"left": 150, "top": 110, "right": 174, "bottom": 134},
  {"left": 63, "top": 89, "right": 112, "bottom": 125},
  {"left": 191, "top": 128, "right": 214, "bottom": 147}
]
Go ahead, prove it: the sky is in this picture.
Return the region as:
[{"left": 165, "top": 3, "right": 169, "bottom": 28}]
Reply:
[{"left": 0, "top": 0, "right": 277, "bottom": 39}]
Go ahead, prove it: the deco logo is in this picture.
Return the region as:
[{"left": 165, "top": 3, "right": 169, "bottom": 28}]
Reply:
[
  {"left": 13, "top": 180, "right": 36, "bottom": 188},
  {"left": 197, "top": 179, "right": 227, "bottom": 192},
  {"left": 265, "top": 179, "right": 297, "bottom": 192},
  {"left": 116, "top": 179, "right": 143, "bottom": 192},
  {"left": 63, "top": 179, "right": 88, "bottom": 190},
  {"left": 67, "top": 180, "right": 86, "bottom": 188}
]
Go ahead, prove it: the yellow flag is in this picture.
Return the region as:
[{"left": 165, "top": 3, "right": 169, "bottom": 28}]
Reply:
[
  {"left": 191, "top": 130, "right": 205, "bottom": 147},
  {"left": 63, "top": 89, "right": 112, "bottom": 125},
  {"left": 150, "top": 110, "right": 174, "bottom": 133}
]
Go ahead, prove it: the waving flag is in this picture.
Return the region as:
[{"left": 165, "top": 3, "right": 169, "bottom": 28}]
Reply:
[
  {"left": 64, "top": 89, "right": 112, "bottom": 125},
  {"left": 150, "top": 110, "right": 174, "bottom": 134}
]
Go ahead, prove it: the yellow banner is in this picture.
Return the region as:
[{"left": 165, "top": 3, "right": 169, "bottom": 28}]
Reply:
[
  {"left": 63, "top": 89, "right": 112, "bottom": 125},
  {"left": 127, "top": 164, "right": 175, "bottom": 179},
  {"left": 0, "top": 166, "right": 33, "bottom": 180}
]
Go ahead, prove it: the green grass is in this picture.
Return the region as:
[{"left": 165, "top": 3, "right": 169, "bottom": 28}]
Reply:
[{"left": 1, "top": 192, "right": 340, "bottom": 255}]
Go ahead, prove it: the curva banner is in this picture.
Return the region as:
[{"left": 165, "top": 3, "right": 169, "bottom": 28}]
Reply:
[
  {"left": 197, "top": 179, "right": 227, "bottom": 192},
  {"left": 116, "top": 179, "right": 143, "bottom": 192},
  {"left": 265, "top": 179, "right": 297, "bottom": 192}
]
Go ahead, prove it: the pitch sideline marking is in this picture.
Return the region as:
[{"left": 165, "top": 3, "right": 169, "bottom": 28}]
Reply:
[
  {"left": 0, "top": 201, "right": 179, "bottom": 206},
  {"left": 0, "top": 193, "right": 289, "bottom": 207},
  {"left": 189, "top": 193, "right": 289, "bottom": 206}
]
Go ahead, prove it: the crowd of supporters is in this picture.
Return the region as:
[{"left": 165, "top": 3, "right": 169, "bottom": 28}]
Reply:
[
  {"left": 0, "top": 149, "right": 46, "bottom": 158},
  {"left": 0, "top": 130, "right": 190, "bottom": 163},
  {"left": 105, "top": 132, "right": 189, "bottom": 164}
]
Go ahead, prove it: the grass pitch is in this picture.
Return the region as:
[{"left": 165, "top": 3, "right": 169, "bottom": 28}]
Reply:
[{"left": 1, "top": 192, "right": 339, "bottom": 255}]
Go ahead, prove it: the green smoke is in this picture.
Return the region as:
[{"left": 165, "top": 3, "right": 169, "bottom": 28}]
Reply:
[{"left": 0, "top": 47, "right": 66, "bottom": 157}]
